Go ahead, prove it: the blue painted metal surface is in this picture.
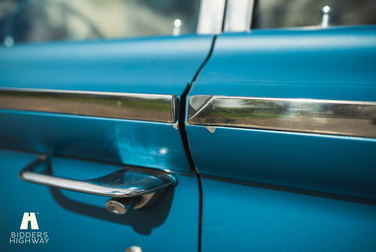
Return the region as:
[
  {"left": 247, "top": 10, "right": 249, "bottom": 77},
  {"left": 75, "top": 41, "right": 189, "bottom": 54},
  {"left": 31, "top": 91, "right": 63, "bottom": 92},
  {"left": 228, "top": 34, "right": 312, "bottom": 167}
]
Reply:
[
  {"left": 196, "top": 25, "right": 376, "bottom": 87},
  {"left": 187, "top": 26, "right": 376, "bottom": 192},
  {"left": 0, "top": 149, "right": 200, "bottom": 252},
  {"left": 187, "top": 125, "right": 376, "bottom": 200},
  {"left": 186, "top": 26, "right": 376, "bottom": 251},
  {"left": 191, "top": 26, "right": 376, "bottom": 101},
  {"left": 0, "top": 34, "right": 213, "bottom": 251},
  {"left": 0, "top": 109, "right": 190, "bottom": 172},
  {"left": 201, "top": 177, "right": 376, "bottom": 252},
  {"left": 0, "top": 35, "right": 213, "bottom": 94},
  {"left": 0, "top": 34, "right": 214, "bottom": 172}
]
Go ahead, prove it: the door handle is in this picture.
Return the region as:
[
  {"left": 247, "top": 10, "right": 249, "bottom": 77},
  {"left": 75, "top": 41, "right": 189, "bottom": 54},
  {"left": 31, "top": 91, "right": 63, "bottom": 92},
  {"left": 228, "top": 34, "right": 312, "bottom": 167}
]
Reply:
[{"left": 19, "top": 156, "right": 176, "bottom": 215}]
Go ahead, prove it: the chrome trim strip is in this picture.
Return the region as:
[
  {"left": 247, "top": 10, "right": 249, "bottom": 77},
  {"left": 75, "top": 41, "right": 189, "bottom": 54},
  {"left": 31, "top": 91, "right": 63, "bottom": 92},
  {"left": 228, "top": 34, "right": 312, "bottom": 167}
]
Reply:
[
  {"left": 197, "top": 0, "right": 226, "bottom": 34},
  {"left": 188, "top": 95, "right": 376, "bottom": 138},
  {"left": 0, "top": 88, "right": 176, "bottom": 123},
  {"left": 224, "top": 0, "right": 254, "bottom": 32}
]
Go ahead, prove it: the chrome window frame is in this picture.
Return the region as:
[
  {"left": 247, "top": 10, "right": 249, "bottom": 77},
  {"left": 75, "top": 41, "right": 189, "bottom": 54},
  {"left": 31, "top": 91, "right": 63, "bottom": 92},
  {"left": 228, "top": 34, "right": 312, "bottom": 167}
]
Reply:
[
  {"left": 198, "top": 0, "right": 254, "bottom": 34},
  {"left": 223, "top": 0, "right": 254, "bottom": 32},
  {"left": 197, "top": 0, "right": 227, "bottom": 34}
]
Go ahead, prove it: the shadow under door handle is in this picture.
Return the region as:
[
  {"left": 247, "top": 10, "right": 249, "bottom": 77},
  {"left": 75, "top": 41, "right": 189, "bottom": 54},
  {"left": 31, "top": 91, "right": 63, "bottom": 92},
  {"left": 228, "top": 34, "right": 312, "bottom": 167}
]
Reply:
[{"left": 19, "top": 156, "right": 176, "bottom": 215}]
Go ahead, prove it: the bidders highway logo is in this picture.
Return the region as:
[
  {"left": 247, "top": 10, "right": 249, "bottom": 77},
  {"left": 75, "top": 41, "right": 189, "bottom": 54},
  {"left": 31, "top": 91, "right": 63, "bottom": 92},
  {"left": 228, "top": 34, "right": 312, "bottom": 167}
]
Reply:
[{"left": 10, "top": 212, "right": 49, "bottom": 244}]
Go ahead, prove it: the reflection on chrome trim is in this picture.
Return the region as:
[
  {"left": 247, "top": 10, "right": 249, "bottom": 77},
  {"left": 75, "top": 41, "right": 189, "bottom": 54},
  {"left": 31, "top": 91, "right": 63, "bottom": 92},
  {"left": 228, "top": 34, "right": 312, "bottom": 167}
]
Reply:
[
  {"left": 188, "top": 95, "right": 376, "bottom": 138},
  {"left": 197, "top": 0, "right": 226, "bottom": 34},
  {"left": 0, "top": 88, "right": 176, "bottom": 123},
  {"left": 224, "top": 0, "right": 254, "bottom": 32}
]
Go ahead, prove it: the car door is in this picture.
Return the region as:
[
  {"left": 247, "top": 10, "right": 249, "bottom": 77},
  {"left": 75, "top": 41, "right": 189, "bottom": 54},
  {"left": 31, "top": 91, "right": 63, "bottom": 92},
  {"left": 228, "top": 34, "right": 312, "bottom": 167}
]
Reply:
[
  {"left": 0, "top": 0, "right": 224, "bottom": 251},
  {"left": 185, "top": 0, "right": 376, "bottom": 251}
]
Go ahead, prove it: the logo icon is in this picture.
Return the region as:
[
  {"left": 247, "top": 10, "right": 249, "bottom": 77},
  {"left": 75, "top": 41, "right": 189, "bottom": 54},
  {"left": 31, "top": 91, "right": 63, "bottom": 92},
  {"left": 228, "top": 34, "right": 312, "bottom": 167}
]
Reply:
[{"left": 20, "top": 212, "right": 39, "bottom": 230}]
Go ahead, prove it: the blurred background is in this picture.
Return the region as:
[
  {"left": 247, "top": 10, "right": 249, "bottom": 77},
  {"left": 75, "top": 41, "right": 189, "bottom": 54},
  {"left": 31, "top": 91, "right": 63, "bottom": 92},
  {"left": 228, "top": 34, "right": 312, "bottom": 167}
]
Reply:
[
  {"left": 253, "top": 0, "right": 376, "bottom": 29},
  {"left": 0, "top": 0, "right": 200, "bottom": 45},
  {"left": 0, "top": 0, "right": 375, "bottom": 46}
]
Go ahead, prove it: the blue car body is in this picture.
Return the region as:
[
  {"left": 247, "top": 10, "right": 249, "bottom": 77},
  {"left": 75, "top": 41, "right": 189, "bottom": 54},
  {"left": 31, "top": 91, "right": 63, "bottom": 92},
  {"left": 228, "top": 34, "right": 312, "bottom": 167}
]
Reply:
[
  {"left": 188, "top": 26, "right": 376, "bottom": 252},
  {"left": 0, "top": 1, "right": 375, "bottom": 251}
]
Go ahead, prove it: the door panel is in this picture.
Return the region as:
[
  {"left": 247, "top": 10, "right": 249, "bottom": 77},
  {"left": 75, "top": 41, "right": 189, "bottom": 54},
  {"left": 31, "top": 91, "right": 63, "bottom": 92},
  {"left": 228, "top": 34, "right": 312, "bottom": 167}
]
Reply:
[
  {"left": 201, "top": 177, "right": 376, "bottom": 252},
  {"left": 0, "top": 35, "right": 213, "bottom": 171},
  {"left": 186, "top": 25, "right": 376, "bottom": 251},
  {"left": 0, "top": 34, "right": 214, "bottom": 251}
]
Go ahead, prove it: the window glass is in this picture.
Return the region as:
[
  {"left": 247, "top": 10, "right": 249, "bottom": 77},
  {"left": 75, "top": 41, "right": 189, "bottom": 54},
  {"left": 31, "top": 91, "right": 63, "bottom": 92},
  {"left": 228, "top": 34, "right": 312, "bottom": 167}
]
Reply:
[
  {"left": 252, "top": 0, "right": 376, "bottom": 29},
  {"left": 0, "top": 0, "right": 200, "bottom": 46}
]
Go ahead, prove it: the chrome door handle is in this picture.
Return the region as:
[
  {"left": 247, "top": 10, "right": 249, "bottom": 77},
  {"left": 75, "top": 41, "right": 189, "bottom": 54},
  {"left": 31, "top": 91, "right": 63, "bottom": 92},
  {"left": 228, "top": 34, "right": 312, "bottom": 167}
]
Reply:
[{"left": 19, "top": 156, "right": 176, "bottom": 215}]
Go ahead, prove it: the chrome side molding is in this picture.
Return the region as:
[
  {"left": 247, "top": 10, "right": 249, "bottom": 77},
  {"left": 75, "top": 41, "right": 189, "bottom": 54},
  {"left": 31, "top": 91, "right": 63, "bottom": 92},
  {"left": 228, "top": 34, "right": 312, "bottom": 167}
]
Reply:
[
  {"left": 0, "top": 88, "right": 177, "bottom": 123},
  {"left": 188, "top": 95, "right": 376, "bottom": 138}
]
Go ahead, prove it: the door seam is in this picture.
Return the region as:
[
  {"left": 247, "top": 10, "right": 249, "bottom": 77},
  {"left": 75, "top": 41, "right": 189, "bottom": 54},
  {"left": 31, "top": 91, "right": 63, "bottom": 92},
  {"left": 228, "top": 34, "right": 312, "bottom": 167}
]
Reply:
[{"left": 177, "top": 34, "right": 218, "bottom": 252}]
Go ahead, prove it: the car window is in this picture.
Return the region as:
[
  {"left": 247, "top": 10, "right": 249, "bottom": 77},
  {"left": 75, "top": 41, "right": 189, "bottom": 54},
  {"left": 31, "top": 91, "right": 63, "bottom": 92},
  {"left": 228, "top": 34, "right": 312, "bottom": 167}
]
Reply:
[
  {"left": 0, "top": 0, "right": 201, "bottom": 47},
  {"left": 252, "top": 0, "right": 376, "bottom": 29}
]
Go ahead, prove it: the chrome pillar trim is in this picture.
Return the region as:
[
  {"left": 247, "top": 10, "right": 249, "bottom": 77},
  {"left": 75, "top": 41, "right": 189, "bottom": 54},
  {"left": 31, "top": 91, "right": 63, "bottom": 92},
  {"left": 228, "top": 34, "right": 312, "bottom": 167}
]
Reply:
[
  {"left": 224, "top": 0, "right": 254, "bottom": 32},
  {"left": 0, "top": 88, "right": 177, "bottom": 123},
  {"left": 188, "top": 95, "right": 376, "bottom": 138},
  {"left": 197, "top": 0, "right": 226, "bottom": 34}
]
